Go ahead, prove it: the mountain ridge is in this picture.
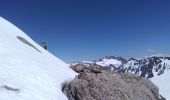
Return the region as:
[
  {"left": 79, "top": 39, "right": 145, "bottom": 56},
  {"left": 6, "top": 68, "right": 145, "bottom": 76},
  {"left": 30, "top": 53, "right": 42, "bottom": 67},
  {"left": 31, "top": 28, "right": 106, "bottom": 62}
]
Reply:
[{"left": 70, "top": 56, "right": 170, "bottom": 78}]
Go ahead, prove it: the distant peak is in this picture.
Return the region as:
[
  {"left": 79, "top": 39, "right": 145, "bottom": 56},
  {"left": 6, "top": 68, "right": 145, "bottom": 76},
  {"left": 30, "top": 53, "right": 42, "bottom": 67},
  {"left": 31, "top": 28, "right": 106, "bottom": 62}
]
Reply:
[
  {"left": 101, "top": 56, "right": 123, "bottom": 59},
  {"left": 128, "top": 58, "right": 137, "bottom": 61}
]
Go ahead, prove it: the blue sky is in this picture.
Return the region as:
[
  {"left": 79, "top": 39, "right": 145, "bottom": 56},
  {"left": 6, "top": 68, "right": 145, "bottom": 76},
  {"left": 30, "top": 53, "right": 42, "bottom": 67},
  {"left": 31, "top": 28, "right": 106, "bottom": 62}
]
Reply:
[{"left": 0, "top": 0, "right": 170, "bottom": 62}]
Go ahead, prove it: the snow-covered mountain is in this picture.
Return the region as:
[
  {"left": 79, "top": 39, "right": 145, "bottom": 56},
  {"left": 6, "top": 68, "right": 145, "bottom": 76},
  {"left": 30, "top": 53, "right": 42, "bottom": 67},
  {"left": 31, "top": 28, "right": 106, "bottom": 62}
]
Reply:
[
  {"left": 70, "top": 56, "right": 127, "bottom": 70},
  {"left": 124, "top": 56, "right": 170, "bottom": 78},
  {"left": 0, "top": 17, "right": 76, "bottom": 100},
  {"left": 70, "top": 56, "right": 170, "bottom": 78}
]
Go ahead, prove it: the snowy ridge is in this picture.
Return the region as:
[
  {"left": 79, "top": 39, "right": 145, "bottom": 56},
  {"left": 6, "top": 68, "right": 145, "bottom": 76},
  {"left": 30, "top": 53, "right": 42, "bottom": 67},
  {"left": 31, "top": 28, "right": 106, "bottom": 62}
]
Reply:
[
  {"left": 70, "top": 56, "right": 170, "bottom": 78},
  {"left": 96, "top": 58, "right": 122, "bottom": 67},
  {"left": 0, "top": 17, "right": 76, "bottom": 100}
]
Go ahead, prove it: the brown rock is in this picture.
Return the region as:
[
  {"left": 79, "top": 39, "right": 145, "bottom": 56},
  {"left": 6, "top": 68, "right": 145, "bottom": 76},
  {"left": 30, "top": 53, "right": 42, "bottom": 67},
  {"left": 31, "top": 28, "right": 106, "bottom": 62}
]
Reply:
[
  {"left": 63, "top": 70, "right": 164, "bottom": 100},
  {"left": 72, "top": 64, "right": 84, "bottom": 73},
  {"left": 91, "top": 66, "right": 102, "bottom": 73}
]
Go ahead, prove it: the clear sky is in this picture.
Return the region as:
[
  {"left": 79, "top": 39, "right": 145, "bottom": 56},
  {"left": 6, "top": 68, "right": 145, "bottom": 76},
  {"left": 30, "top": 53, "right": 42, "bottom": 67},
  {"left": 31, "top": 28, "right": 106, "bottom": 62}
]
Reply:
[{"left": 0, "top": 0, "right": 170, "bottom": 62}]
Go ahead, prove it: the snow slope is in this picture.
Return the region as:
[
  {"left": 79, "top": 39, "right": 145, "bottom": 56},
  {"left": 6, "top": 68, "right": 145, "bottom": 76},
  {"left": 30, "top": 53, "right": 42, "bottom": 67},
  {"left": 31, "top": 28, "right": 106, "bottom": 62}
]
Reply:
[
  {"left": 151, "top": 72, "right": 170, "bottom": 100},
  {"left": 0, "top": 17, "right": 76, "bottom": 100}
]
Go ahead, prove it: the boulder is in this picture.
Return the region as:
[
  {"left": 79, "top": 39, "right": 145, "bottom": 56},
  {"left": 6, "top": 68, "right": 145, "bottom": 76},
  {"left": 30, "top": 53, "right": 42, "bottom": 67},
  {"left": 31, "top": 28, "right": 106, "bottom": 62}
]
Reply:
[
  {"left": 63, "top": 70, "right": 165, "bottom": 100},
  {"left": 71, "top": 64, "right": 84, "bottom": 73},
  {"left": 91, "top": 66, "right": 102, "bottom": 73}
]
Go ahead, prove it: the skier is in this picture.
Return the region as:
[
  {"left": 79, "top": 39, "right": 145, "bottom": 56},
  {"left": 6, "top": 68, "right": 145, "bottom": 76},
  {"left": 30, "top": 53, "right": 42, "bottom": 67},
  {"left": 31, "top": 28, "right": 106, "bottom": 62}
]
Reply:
[{"left": 41, "top": 41, "right": 48, "bottom": 50}]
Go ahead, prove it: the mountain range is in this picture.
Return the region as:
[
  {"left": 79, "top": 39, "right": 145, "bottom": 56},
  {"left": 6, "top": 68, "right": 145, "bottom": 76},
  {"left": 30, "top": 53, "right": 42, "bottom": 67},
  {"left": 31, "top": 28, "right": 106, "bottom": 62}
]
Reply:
[{"left": 70, "top": 56, "right": 170, "bottom": 78}]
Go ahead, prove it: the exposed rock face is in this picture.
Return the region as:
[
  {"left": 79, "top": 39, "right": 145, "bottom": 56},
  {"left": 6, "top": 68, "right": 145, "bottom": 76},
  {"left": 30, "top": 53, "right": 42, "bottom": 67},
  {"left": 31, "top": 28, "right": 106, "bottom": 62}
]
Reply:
[{"left": 63, "top": 69, "right": 164, "bottom": 100}]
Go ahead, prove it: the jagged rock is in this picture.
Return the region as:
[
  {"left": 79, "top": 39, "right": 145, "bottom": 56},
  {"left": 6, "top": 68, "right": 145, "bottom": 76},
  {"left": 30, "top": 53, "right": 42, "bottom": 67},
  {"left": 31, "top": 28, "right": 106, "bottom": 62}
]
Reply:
[{"left": 63, "top": 70, "right": 164, "bottom": 100}]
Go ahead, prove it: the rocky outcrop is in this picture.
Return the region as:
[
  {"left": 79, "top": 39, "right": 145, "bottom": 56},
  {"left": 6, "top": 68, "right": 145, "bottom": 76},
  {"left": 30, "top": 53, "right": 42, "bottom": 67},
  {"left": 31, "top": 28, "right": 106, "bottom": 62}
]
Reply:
[
  {"left": 63, "top": 69, "right": 165, "bottom": 100},
  {"left": 70, "top": 64, "right": 102, "bottom": 73},
  {"left": 70, "top": 64, "right": 84, "bottom": 73}
]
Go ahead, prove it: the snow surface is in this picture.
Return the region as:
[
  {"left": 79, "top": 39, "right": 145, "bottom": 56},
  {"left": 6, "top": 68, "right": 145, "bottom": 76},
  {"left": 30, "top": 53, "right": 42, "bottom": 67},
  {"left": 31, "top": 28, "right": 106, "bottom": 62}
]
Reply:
[
  {"left": 96, "top": 58, "right": 122, "bottom": 67},
  {"left": 82, "top": 61, "right": 94, "bottom": 64},
  {"left": 151, "top": 72, "right": 170, "bottom": 100},
  {"left": 0, "top": 17, "right": 76, "bottom": 100}
]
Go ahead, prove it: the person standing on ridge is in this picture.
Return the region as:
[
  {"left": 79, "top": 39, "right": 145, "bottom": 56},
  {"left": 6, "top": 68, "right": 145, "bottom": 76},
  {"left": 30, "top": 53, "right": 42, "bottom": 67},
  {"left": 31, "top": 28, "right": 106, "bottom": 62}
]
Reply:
[{"left": 41, "top": 41, "right": 48, "bottom": 50}]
